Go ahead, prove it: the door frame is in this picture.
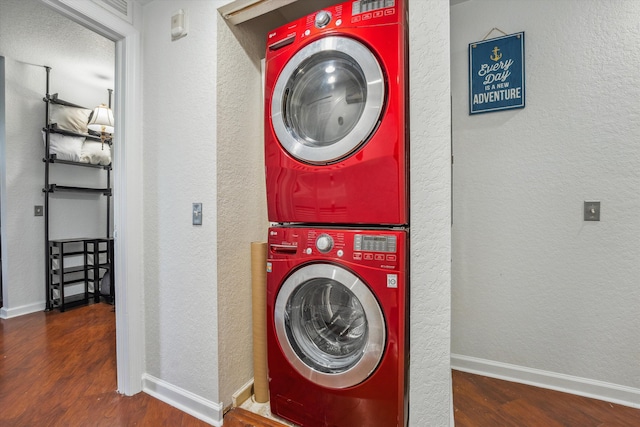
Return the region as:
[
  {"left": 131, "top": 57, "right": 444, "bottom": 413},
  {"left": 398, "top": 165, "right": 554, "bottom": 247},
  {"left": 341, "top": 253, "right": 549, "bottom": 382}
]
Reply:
[{"left": 40, "top": 0, "right": 144, "bottom": 396}]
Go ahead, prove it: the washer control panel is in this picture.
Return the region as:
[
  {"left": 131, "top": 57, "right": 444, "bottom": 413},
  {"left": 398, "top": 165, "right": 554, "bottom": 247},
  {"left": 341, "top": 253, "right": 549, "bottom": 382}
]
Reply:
[
  {"left": 354, "top": 234, "right": 397, "bottom": 253},
  {"left": 268, "top": 227, "right": 406, "bottom": 270}
]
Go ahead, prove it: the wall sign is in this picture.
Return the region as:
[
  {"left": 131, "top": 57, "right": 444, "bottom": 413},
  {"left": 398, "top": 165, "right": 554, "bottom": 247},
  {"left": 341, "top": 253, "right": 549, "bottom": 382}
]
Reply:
[{"left": 469, "top": 32, "right": 525, "bottom": 114}]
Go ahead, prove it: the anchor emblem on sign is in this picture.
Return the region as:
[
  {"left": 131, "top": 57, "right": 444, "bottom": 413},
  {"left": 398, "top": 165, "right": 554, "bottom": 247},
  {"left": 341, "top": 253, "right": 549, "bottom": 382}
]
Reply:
[{"left": 490, "top": 46, "right": 502, "bottom": 61}]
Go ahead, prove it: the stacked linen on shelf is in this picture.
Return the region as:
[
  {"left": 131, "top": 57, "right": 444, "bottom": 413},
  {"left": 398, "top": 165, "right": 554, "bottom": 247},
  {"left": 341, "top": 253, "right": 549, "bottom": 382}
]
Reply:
[
  {"left": 41, "top": 131, "right": 111, "bottom": 166},
  {"left": 42, "top": 102, "right": 111, "bottom": 166}
]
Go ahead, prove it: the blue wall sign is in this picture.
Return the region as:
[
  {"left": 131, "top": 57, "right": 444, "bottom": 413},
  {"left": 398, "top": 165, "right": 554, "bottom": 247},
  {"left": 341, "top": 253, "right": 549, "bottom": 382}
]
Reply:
[{"left": 469, "top": 32, "right": 525, "bottom": 114}]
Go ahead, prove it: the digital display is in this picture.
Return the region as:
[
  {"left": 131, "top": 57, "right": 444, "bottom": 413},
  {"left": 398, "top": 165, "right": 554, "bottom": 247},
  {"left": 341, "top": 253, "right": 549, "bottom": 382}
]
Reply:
[
  {"left": 352, "top": 0, "right": 395, "bottom": 15},
  {"left": 354, "top": 234, "right": 397, "bottom": 253}
]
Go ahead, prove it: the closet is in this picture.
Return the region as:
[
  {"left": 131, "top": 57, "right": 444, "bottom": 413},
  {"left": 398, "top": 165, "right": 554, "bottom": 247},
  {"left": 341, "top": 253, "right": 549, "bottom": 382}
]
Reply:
[{"left": 42, "top": 66, "right": 114, "bottom": 312}]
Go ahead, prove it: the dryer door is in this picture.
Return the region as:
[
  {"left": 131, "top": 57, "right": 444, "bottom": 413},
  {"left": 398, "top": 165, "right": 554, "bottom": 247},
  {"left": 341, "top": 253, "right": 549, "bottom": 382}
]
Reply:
[
  {"left": 274, "top": 263, "right": 385, "bottom": 389},
  {"left": 271, "top": 36, "right": 385, "bottom": 164}
]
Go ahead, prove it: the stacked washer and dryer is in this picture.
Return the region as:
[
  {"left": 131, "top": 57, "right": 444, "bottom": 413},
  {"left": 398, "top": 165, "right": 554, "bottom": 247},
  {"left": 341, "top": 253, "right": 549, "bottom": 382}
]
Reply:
[{"left": 263, "top": 1, "right": 408, "bottom": 426}]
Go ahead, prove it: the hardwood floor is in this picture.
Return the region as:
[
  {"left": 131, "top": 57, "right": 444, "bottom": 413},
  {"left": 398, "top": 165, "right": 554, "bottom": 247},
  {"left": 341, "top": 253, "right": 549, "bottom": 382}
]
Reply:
[
  {"left": 452, "top": 370, "right": 640, "bottom": 426},
  {"left": 0, "top": 303, "right": 208, "bottom": 426},
  {"left": 225, "top": 407, "right": 288, "bottom": 427},
  {"left": 2, "top": 304, "right": 639, "bottom": 426}
]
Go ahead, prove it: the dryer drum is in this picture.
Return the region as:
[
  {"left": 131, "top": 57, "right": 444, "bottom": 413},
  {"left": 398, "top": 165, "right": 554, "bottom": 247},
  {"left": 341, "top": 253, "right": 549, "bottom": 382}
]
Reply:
[{"left": 283, "top": 51, "right": 368, "bottom": 148}]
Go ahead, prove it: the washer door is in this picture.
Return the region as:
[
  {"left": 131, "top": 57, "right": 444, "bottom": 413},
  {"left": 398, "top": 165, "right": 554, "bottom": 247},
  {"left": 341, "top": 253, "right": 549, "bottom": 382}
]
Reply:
[
  {"left": 271, "top": 36, "right": 385, "bottom": 164},
  {"left": 274, "top": 263, "right": 386, "bottom": 389}
]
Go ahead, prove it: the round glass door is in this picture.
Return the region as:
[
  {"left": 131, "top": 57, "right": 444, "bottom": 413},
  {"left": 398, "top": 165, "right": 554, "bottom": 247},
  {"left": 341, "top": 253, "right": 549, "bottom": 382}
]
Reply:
[
  {"left": 271, "top": 36, "right": 385, "bottom": 164},
  {"left": 274, "top": 263, "right": 386, "bottom": 389}
]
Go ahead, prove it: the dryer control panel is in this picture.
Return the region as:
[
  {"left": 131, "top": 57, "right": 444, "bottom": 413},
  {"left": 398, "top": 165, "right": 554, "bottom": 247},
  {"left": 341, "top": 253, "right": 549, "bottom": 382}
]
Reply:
[
  {"left": 268, "top": 227, "right": 406, "bottom": 270},
  {"left": 266, "top": 0, "right": 402, "bottom": 53},
  {"left": 352, "top": 0, "right": 396, "bottom": 16}
]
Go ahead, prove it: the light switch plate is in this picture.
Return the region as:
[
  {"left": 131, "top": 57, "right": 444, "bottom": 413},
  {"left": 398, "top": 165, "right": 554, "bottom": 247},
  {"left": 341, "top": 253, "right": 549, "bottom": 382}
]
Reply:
[
  {"left": 193, "top": 203, "right": 202, "bottom": 225},
  {"left": 34, "top": 205, "right": 44, "bottom": 216},
  {"left": 584, "top": 201, "right": 600, "bottom": 221}
]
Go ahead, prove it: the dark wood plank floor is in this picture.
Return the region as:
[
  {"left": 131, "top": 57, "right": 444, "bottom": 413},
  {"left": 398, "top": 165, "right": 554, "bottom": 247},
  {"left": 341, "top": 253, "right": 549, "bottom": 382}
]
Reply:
[
  {"left": 2, "top": 304, "right": 639, "bottom": 426},
  {"left": 452, "top": 370, "right": 640, "bottom": 426},
  {"left": 0, "top": 303, "right": 208, "bottom": 426},
  {"left": 225, "top": 407, "right": 289, "bottom": 427}
]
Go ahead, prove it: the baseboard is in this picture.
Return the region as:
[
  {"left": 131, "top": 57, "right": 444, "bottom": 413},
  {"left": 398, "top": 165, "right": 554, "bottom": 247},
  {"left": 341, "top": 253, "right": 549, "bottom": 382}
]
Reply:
[
  {"left": 142, "top": 373, "right": 224, "bottom": 426},
  {"left": 451, "top": 354, "right": 640, "bottom": 409},
  {"left": 0, "top": 301, "right": 46, "bottom": 319},
  {"left": 232, "top": 378, "right": 254, "bottom": 407}
]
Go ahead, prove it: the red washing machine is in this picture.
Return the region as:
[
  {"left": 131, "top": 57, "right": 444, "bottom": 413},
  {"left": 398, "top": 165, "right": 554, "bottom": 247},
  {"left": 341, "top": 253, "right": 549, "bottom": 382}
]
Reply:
[
  {"left": 266, "top": 226, "right": 408, "bottom": 427},
  {"left": 264, "top": 0, "right": 408, "bottom": 226}
]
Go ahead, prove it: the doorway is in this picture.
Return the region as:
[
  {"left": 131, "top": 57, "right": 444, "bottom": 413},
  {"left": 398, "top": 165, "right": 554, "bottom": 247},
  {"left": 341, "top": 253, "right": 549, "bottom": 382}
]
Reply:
[{"left": 3, "top": 0, "right": 145, "bottom": 396}]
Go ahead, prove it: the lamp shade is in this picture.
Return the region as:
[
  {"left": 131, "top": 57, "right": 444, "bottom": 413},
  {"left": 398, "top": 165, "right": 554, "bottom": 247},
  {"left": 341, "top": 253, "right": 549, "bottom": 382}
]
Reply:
[{"left": 87, "top": 104, "right": 115, "bottom": 134}]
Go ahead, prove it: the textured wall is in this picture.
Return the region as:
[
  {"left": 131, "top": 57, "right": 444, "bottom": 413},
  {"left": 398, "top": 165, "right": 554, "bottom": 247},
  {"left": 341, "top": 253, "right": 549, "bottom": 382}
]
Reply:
[
  {"left": 0, "top": 0, "right": 114, "bottom": 314},
  {"left": 216, "top": 14, "right": 268, "bottom": 409},
  {"left": 408, "top": 0, "right": 452, "bottom": 425},
  {"left": 142, "top": 0, "right": 224, "bottom": 401},
  {"left": 451, "top": 0, "right": 640, "bottom": 388}
]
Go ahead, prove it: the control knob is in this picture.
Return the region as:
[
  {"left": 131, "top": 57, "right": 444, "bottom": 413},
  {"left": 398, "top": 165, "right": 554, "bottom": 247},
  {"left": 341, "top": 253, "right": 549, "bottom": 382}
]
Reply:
[
  {"left": 315, "top": 234, "right": 334, "bottom": 253},
  {"left": 315, "top": 10, "right": 332, "bottom": 28}
]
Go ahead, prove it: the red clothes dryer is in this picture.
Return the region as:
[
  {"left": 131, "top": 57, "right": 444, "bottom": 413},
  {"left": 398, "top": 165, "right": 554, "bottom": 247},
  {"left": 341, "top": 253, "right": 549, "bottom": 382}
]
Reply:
[
  {"left": 265, "top": 0, "right": 408, "bottom": 226},
  {"left": 266, "top": 226, "right": 408, "bottom": 427}
]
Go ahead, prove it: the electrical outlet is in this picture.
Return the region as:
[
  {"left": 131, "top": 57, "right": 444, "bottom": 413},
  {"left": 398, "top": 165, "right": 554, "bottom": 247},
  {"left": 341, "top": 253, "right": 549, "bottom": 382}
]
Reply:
[
  {"left": 34, "top": 205, "right": 44, "bottom": 216},
  {"left": 584, "top": 201, "right": 600, "bottom": 221}
]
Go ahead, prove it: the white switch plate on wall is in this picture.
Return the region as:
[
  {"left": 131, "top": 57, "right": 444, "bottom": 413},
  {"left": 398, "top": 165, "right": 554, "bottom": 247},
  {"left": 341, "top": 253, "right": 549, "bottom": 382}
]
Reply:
[{"left": 193, "top": 202, "right": 202, "bottom": 225}]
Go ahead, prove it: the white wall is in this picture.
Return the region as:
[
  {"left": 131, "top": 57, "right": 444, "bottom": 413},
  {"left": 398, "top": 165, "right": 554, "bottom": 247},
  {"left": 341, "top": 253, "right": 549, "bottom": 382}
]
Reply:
[
  {"left": 141, "top": 0, "right": 228, "bottom": 420},
  {"left": 142, "top": 1, "right": 270, "bottom": 420},
  {"left": 451, "top": 0, "right": 640, "bottom": 401},
  {"left": 409, "top": 0, "right": 452, "bottom": 425},
  {"left": 0, "top": 0, "right": 114, "bottom": 316},
  {"left": 216, "top": 14, "right": 269, "bottom": 409}
]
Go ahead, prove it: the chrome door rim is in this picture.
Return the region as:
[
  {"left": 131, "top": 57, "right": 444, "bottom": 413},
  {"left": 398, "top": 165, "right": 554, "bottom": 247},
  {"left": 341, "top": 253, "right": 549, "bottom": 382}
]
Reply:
[
  {"left": 271, "top": 36, "right": 385, "bottom": 164},
  {"left": 274, "top": 263, "right": 386, "bottom": 389}
]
